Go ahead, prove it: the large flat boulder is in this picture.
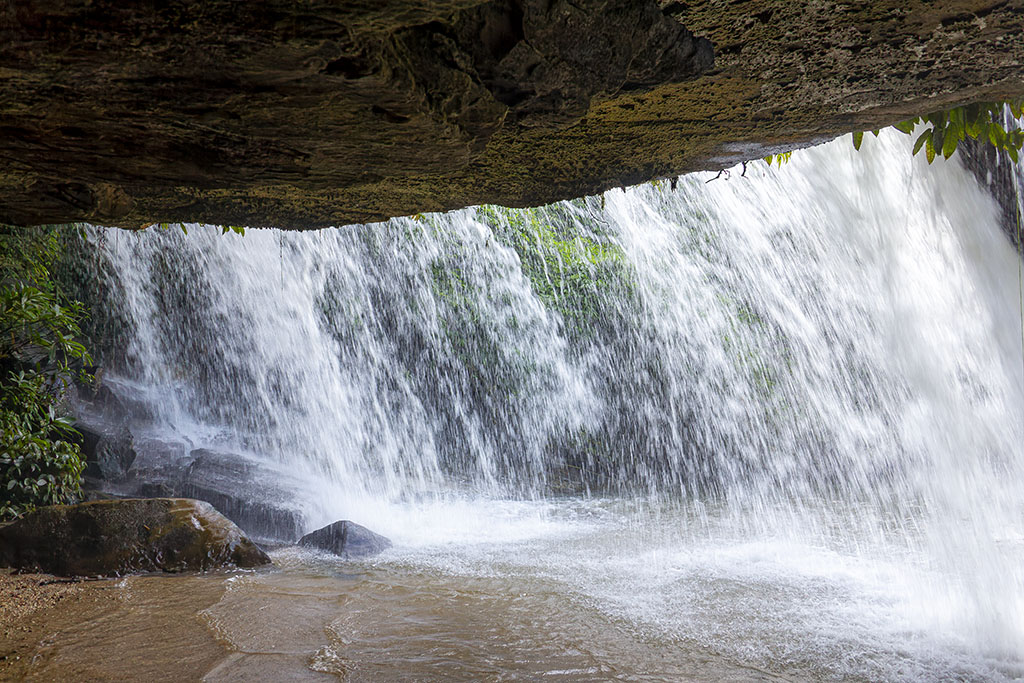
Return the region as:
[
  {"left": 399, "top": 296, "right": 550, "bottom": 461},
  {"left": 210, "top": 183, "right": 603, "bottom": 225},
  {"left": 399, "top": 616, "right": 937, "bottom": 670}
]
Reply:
[{"left": 0, "top": 498, "right": 270, "bottom": 576}]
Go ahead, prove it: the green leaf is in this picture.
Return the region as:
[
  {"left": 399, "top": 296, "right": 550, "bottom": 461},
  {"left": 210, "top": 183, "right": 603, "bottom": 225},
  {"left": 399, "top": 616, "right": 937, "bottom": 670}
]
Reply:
[
  {"left": 894, "top": 119, "right": 916, "bottom": 135},
  {"left": 942, "top": 130, "right": 958, "bottom": 159},
  {"left": 925, "top": 140, "right": 936, "bottom": 164},
  {"left": 994, "top": 124, "right": 1007, "bottom": 147},
  {"left": 950, "top": 107, "right": 964, "bottom": 132},
  {"left": 852, "top": 131, "right": 864, "bottom": 151},
  {"left": 931, "top": 125, "right": 946, "bottom": 157},
  {"left": 913, "top": 131, "right": 929, "bottom": 155}
]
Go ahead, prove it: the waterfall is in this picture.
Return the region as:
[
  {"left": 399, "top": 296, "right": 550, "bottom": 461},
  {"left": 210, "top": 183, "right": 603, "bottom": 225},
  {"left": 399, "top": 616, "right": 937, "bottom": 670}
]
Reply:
[{"left": 75, "top": 131, "right": 1024, "bottom": 678}]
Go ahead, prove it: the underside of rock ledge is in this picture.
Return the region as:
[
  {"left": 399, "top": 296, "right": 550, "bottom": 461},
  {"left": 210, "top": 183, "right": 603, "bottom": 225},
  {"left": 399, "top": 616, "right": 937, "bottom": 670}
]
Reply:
[{"left": 1, "top": 1, "right": 1023, "bottom": 228}]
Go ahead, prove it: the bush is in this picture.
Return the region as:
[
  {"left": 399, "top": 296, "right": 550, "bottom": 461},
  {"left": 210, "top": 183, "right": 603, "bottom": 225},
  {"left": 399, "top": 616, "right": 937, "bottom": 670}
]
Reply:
[
  {"left": 0, "top": 226, "right": 90, "bottom": 519},
  {"left": 0, "top": 374, "right": 85, "bottom": 518}
]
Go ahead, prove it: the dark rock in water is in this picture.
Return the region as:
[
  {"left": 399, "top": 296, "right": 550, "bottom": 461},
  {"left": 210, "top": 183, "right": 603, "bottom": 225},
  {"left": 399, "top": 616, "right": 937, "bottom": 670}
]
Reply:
[
  {"left": 0, "top": 498, "right": 270, "bottom": 577},
  {"left": 299, "top": 521, "right": 392, "bottom": 559}
]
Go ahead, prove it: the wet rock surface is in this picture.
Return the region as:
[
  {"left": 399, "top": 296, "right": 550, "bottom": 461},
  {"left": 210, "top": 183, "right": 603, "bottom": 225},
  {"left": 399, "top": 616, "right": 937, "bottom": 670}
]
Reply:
[
  {"left": 299, "top": 520, "right": 393, "bottom": 559},
  {"left": 75, "top": 420, "right": 136, "bottom": 483},
  {"left": 177, "top": 449, "right": 307, "bottom": 543},
  {"left": 70, "top": 378, "right": 143, "bottom": 485},
  {"left": 2, "top": 1, "right": 1021, "bottom": 228},
  {"left": 116, "top": 446, "right": 307, "bottom": 544},
  {"left": 0, "top": 498, "right": 271, "bottom": 576},
  {"left": 69, "top": 376, "right": 308, "bottom": 543},
  {"left": 959, "top": 138, "right": 1022, "bottom": 248}
]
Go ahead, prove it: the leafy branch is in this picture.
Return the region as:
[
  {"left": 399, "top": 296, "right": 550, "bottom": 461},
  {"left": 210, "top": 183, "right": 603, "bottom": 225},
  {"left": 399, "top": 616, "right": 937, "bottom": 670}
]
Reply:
[
  {"left": 765, "top": 99, "right": 1024, "bottom": 167},
  {"left": 854, "top": 100, "right": 1024, "bottom": 163},
  {"left": 1, "top": 226, "right": 91, "bottom": 519}
]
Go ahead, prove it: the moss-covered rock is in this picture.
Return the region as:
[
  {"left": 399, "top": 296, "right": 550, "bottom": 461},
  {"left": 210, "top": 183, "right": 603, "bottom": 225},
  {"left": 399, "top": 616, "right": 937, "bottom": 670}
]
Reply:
[{"left": 0, "top": 498, "right": 270, "bottom": 576}]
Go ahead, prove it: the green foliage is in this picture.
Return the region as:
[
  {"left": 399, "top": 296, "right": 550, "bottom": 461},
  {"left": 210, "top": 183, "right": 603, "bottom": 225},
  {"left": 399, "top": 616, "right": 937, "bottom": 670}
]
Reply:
[
  {"left": 765, "top": 100, "right": 1023, "bottom": 168},
  {"left": 1, "top": 374, "right": 85, "bottom": 518},
  {"left": 146, "top": 222, "right": 245, "bottom": 236},
  {"left": 856, "top": 99, "right": 1024, "bottom": 163},
  {"left": 763, "top": 151, "right": 792, "bottom": 166},
  {"left": 0, "top": 226, "right": 90, "bottom": 519}
]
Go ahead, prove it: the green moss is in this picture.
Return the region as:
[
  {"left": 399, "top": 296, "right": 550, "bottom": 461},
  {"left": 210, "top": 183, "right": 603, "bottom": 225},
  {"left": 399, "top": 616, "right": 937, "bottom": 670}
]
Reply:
[{"left": 475, "top": 201, "right": 636, "bottom": 344}]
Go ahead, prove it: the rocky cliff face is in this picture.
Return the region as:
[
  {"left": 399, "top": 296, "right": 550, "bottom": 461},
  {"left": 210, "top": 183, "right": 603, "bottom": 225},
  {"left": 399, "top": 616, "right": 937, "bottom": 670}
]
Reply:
[{"left": 1, "top": 0, "right": 1022, "bottom": 228}]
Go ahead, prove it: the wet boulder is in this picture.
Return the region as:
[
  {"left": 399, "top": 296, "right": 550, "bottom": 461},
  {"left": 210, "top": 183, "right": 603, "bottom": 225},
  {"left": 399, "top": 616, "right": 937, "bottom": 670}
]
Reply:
[
  {"left": 298, "top": 520, "right": 392, "bottom": 559},
  {"left": 70, "top": 381, "right": 138, "bottom": 483},
  {"left": 75, "top": 375, "right": 158, "bottom": 423},
  {"left": 75, "top": 420, "right": 136, "bottom": 483},
  {"left": 66, "top": 377, "right": 307, "bottom": 545},
  {"left": 0, "top": 498, "right": 270, "bottom": 576},
  {"left": 176, "top": 449, "right": 307, "bottom": 543}
]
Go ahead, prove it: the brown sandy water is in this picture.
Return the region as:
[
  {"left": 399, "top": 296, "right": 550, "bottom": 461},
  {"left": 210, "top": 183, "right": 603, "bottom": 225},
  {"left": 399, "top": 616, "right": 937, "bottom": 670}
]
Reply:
[
  {"left": 1, "top": 552, "right": 782, "bottom": 682},
  {"left": 2, "top": 572, "right": 227, "bottom": 681}
]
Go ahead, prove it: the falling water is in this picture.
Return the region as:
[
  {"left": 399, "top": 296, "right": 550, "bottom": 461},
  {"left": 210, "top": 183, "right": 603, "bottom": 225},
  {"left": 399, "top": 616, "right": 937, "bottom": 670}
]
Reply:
[{"left": 74, "top": 131, "right": 1024, "bottom": 679}]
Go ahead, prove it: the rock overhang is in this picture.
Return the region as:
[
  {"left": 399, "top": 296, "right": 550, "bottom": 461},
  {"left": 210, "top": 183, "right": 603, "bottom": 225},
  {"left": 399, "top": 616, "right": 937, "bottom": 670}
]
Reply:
[{"left": 1, "top": 0, "right": 1022, "bottom": 229}]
